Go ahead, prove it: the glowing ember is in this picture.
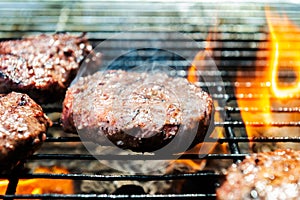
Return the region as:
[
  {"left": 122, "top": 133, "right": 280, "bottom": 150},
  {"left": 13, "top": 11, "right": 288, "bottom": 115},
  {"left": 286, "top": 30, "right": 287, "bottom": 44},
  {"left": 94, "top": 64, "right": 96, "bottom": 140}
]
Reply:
[
  {"left": 0, "top": 166, "right": 73, "bottom": 195},
  {"left": 236, "top": 8, "right": 300, "bottom": 151}
]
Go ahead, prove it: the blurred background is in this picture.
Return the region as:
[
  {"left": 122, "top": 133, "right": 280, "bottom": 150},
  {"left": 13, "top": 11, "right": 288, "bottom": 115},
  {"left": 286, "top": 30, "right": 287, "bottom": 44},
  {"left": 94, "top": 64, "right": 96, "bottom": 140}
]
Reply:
[{"left": 0, "top": 0, "right": 299, "bottom": 40}]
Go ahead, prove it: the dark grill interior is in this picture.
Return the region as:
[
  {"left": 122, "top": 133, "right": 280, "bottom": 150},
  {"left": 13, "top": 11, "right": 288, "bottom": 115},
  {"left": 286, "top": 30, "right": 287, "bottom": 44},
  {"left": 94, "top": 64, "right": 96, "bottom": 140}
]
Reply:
[{"left": 0, "top": 0, "right": 300, "bottom": 199}]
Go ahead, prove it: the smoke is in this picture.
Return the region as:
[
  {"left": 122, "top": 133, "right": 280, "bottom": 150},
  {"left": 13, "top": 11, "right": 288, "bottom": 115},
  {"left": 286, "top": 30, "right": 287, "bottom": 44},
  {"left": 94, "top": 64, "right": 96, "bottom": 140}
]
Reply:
[{"left": 72, "top": 28, "right": 225, "bottom": 174}]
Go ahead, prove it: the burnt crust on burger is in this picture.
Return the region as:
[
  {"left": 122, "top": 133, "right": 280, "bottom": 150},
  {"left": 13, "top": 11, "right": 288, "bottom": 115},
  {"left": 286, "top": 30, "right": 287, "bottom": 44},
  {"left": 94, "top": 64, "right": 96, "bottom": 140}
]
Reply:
[{"left": 62, "top": 70, "right": 213, "bottom": 153}]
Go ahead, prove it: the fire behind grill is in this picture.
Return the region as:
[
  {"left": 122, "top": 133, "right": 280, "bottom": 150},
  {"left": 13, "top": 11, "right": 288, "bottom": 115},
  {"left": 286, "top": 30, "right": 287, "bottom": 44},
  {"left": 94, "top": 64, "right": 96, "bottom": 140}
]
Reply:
[{"left": 0, "top": 1, "right": 300, "bottom": 199}]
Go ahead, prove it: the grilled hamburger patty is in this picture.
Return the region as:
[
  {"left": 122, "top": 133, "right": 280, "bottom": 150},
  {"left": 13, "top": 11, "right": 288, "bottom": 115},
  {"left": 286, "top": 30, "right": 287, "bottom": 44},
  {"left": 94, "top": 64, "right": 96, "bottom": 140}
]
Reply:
[
  {"left": 0, "top": 33, "right": 92, "bottom": 103},
  {"left": 62, "top": 70, "right": 213, "bottom": 152},
  {"left": 217, "top": 149, "right": 300, "bottom": 200},
  {"left": 0, "top": 92, "right": 51, "bottom": 173}
]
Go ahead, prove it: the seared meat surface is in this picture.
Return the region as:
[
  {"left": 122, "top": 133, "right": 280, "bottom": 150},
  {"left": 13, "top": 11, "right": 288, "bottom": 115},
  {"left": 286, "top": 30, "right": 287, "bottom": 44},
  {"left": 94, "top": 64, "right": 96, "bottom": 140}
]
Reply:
[
  {"left": 0, "top": 33, "right": 92, "bottom": 103},
  {"left": 0, "top": 92, "right": 51, "bottom": 173},
  {"left": 62, "top": 70, "right": 213, "bottom": 152},
  {"left": 217, "top": 149, "right": 300, "bottom": 200}
]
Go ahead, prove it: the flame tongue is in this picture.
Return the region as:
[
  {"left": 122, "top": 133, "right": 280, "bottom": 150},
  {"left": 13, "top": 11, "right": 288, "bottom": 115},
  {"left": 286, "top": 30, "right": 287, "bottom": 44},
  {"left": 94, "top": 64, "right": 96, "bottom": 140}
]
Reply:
[
  {"left": 236, "top": 8, "right": 300, "bottom": 151},
  {"left": 167, "top": 30, "right": 227, "bottom": 173},
  {"left": 0, "top": 166, "right": 74, "bottom": 195},
  {"left": 266, "top": 8, "right": 300, "bottom": 98},
  {"left": 187, "top": 30, "right": 214, "bottom": 83}
]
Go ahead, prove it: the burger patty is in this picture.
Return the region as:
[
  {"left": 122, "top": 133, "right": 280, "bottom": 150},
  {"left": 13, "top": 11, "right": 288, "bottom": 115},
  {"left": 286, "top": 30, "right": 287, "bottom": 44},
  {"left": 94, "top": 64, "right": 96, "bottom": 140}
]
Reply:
[
  {"left": 217, "top": 149, "right": 300, "bottom": 200},
  {"left": 62, "top": 70, "right": 213, "bottom": 152},
  {"left": 0, "top": 33, "right": 92, "bottom": 104},
  {"left": 0, "top": 92, "right": 51, "bottom": 173}
]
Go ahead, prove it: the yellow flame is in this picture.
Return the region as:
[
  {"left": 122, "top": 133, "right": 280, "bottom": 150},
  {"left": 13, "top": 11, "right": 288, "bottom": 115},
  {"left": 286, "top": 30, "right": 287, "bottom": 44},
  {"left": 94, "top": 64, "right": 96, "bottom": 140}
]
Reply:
[
  {"left": 188, "top": 30, "right": 226, "bottom": 147},
  {"left": 236, "top": 8, "right": 300, "bottom": 151},
  {"left": 266, "top": 8, "right": 300, "bottom": 98},
  {"left": 0, "top": 166, "right": 74, "bottom": 195}
]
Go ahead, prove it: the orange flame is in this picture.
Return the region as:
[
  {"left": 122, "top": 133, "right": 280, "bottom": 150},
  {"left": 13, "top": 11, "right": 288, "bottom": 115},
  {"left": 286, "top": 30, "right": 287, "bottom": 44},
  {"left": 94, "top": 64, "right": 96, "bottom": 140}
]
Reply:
[
  {"left": 166, "top": 143, "right": 207, "bottom": 173},
  {"left": 187, "top": 32, "right": 214, "bottom": 83},
  {"left": 0, "top": 166, "right": 74, "bottom": 195},
  {"left": 266, "top": 8, "right": 300, "bottom": 98},
  {"left": 188, "top": 30, "right": 227, "bottom": 154},
  {"left": 188, "top": 30, "right": 227, "bottom": 153},
  {"left": 167, "top": 30, "right": 227, "bottom": 173},
  {"left": 236, "top": 8, "right": 300, "bottom": 151}
]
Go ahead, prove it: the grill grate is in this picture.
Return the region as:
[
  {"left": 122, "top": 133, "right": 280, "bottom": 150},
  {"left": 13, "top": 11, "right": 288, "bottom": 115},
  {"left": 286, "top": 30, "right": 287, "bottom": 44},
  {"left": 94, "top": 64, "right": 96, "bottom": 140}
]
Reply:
[
  {"left": 1, "top": 86, "right": 299, "bottom": 199},
  {"left": 1, "top": 0, "right": 300, "bottom": 199},
  {"left": 1, "top": 56, "right": 300, "bottom": 198}
]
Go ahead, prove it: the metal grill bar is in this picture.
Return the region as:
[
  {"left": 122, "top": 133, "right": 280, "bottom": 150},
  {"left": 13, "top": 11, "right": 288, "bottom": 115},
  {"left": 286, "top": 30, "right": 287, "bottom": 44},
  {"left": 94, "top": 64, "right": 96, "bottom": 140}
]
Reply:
[
  {"left": 45, "top": 105, "right": 300, "bottom": 117},
  {"left": 0, "top": 1, "right": 299, "bottom": 39},
  {"left": 0, "top": 0, "right": 300, "bottom": 199},
  {"left": 52, "top": 120, "right": 283, "bottom": 128},
  {"left": 227, "top": 95, "right": 300, "bottom": 100},
  {"left": 4, "top": 163, "right": 23, "bottom": 197},
  {"left": 216, "top": 121, "right": 300, "bottom": 127},
  {"left": 0, "top": 193, "right": 216, "bottom": 199},
  {"left": 28, "top": 153, "right": 248, "bottom": 160},
  {"left": 1, "top": 172, "right": 221, "bottom": 181},
  {"left": 224, "top": 119, "right": 241, "bottom": 161},
  {"left": 222, "top": 106, "right": 300, "bottom": 113},
  {"left": 44, "top": 136, "right": 300, "bottom": 143}
]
